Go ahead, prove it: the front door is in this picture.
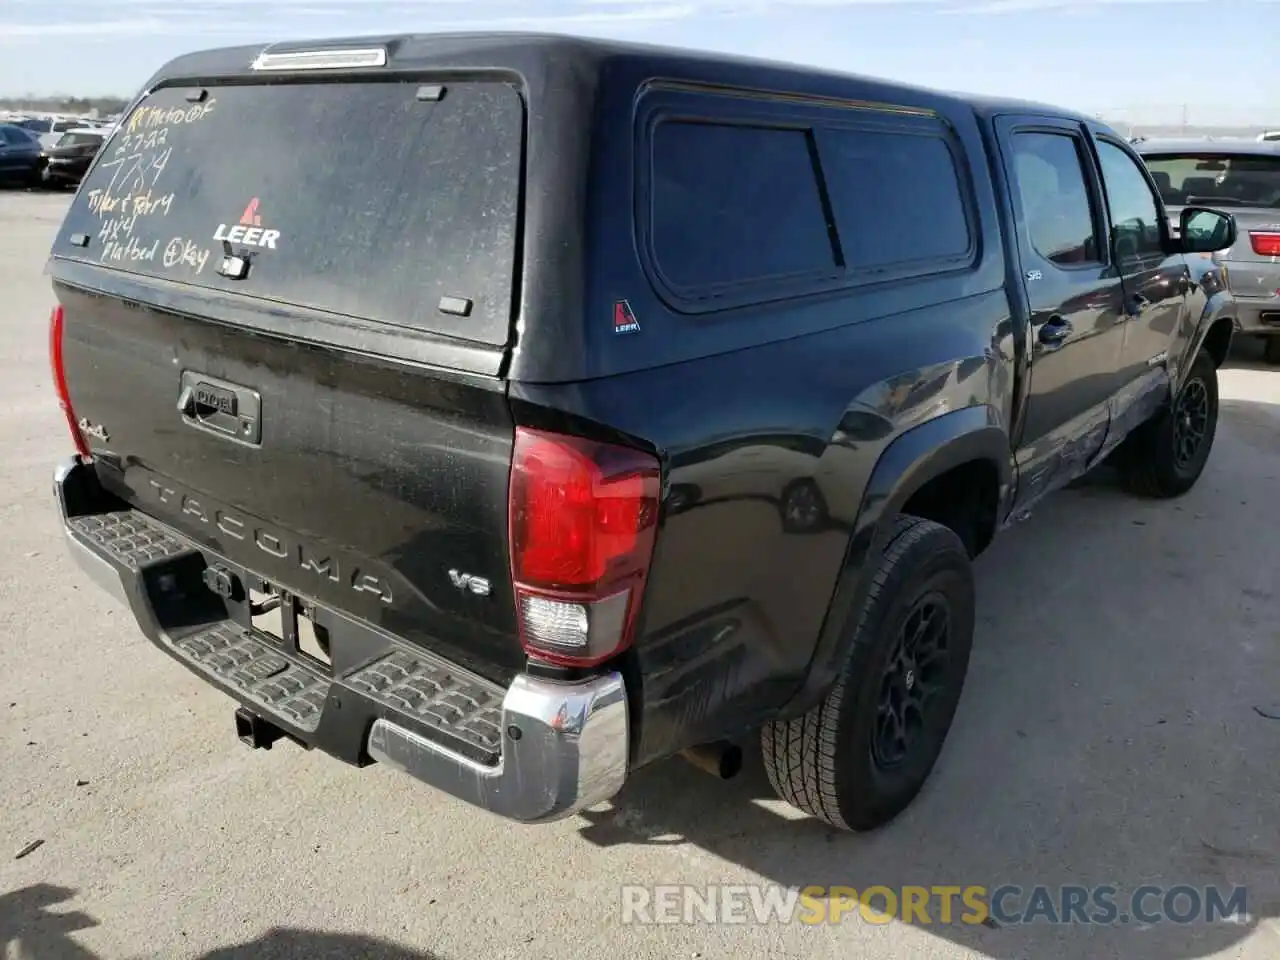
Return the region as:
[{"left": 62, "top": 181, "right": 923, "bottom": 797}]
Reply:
[
  {"left": 997, "top": 118, "right": 1129, "bottom": 511},
  {"left": 1090, "top": 134, "right": 1191, "bottom": 387}
]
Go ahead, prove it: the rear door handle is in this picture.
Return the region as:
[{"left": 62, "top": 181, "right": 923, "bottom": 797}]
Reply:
[
  {"left": 1038, "top": 315, "right": 1072, "bottom": 346},
  {"left": 1127, "top": 294, "right": 1151, "bottom": 316}
]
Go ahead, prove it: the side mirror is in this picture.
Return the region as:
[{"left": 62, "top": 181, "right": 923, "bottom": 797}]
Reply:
[{"left": 1179, "top": 207, "right": 1236, "bottom": 254}]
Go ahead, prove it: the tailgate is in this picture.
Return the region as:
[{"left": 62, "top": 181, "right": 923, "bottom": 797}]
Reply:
[{"left": 49, "top": 77, "right": 527, "bottom": 682}]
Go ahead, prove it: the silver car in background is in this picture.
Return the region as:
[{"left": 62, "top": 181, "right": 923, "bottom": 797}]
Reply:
[{"left": 1136, "top": 139, "right": 1280, "bottom": 364}]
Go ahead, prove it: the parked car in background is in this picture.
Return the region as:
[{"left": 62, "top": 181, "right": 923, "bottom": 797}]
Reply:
[
  {"left": 41, "top": 128, "right": 105, "bottom": 189},
  {"left": 1137, "top": 139, "right": 1280, "bottom": 364},
  {"left": 16, "top": 117, "right": 84, "bottom": 152},
  {"left": 0, "top": 123, "right": 46, "bottom": 186}
]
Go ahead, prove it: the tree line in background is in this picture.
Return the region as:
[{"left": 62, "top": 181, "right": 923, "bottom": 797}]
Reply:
[{"left": 0, "top": 95, "right": 130, "bottom": 116}]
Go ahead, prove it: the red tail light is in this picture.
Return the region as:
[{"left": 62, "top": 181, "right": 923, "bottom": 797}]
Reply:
[
  {"left": 508, "top": 426, "right": 661, "bottom": 667},
  {"left": 1250, "top": 232, "right": 1280, "bottom": 257},
  {"left": 49, "top": 305, "right": 91, "bottom": 459}
]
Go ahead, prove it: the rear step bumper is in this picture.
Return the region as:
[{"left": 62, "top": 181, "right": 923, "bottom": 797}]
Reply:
[{"left": 53, "top": 456, "right": 629, "bottom": 824}]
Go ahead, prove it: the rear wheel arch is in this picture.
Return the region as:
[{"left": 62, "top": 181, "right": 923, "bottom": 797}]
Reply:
[
  {"left": 781, "top": 406, "right": 1012, "bottom": 716},
  {"left": 900, "top": 458, "right": 1002, "bottom": 559},
  {"left": 856, "top": 407, "right": 1013, "bottom": 560}
]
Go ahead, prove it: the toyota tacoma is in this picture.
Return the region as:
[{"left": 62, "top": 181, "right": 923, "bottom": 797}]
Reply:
[{"left": 48, "top": 33, "right": 1237, "bottom": 831}]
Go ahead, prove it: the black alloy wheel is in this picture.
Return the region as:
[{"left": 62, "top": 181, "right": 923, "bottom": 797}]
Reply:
[{"left": 872, "top": 592, "right": 952, "bottom": 770}]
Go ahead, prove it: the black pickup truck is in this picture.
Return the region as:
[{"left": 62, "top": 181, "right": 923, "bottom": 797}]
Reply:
[{"left": 48, "top": 33, "right": 1237, "bottom": 832}]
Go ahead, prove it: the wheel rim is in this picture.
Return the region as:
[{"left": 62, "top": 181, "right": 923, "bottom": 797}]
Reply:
[
  {"left": 1173, "top": 378, "right": 1210, "bottom": 470},
  {"left": 872, "top": 592, "right": 951, "bottom": 770}
]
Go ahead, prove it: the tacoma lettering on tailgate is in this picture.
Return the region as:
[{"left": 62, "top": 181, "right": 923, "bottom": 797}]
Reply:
[{"left": 144, "top": 477, "right": 393, "bottom": 603}]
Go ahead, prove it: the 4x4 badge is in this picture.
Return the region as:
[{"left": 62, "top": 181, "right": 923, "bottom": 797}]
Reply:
[
  {"left": 77, "top": 418, "right": 109, "bottom": 442},
  {"left": 613, "top": 299, "right": 640, "bottom": 335}
]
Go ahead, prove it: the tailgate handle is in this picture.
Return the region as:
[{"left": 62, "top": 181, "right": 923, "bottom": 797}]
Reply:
[
  {"left": 177, "top": 387, "right": 218, "bottom": 418},
  {"left": 178, "top": 385, "right": 230, "bottom": 420},
  {"left": 177, "top": 373, "right": 263, "bottom": 446}
]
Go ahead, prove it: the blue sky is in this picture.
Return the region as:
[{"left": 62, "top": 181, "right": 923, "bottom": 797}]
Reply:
[{"left": 2, "top": 0, "right": 1276, "bottom": 125}]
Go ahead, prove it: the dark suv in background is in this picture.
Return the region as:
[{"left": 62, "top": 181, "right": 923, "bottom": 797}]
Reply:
[
  {"left": 0, "top": 123, "right": 45, "bottom": 187},
  {"left": 1137, "top": 138, "right": 1280, "bottom": 363},
  {"left": 41, "top": 128, "right": 106, "bottom": 189}
]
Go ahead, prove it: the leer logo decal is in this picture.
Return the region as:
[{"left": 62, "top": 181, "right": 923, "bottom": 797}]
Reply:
[
  {"left": 239, "top": 198, "right": 261, "bottom": 227},
  {"left": 613, "top": 299, "right": 640, "bottom": 335},
  {"left": 212, "top": 197, "right": 280, "bottom": 249}
]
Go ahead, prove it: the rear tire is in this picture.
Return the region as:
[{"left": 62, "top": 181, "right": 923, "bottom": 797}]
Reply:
[
  {"left": 761, "top": 515, "right": 975, "bottom": 831},
  {"left": 1116, "top": 347, "right": 1218, "bottom": 498},
  {"left": 1264, "top": 336, "right": 1280, "bottom": 366}
]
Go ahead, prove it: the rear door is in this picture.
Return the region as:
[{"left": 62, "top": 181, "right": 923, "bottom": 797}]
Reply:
[
  {"left": 49, "top": 78, "right": 528, "bottom": 682},
  {"left": 996, "top": 117, "right": 1128, "bottom": 508}
]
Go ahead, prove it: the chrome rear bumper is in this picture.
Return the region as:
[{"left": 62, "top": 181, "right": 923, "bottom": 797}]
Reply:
[
  {"left": 366, "top": 672, "right": 628, "bottom": 823},
  {"left": 54, "top": 455, "right": 629, "bottom": 823}
]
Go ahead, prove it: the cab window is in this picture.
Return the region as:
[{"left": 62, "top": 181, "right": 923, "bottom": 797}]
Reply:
[
  {"left": 1095, "top": 140, "right": 1164, "bottom": 261},
  {"left": 1010, "top": 132, "right": 1102, "bottom": 267}
]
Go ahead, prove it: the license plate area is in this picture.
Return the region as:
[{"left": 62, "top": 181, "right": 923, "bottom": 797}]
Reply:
[{"left": 246, "top": 578, "right": 333, "bottom": 669}]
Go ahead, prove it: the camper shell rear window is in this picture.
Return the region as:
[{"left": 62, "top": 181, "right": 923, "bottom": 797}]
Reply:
[{"left": 53, "top": 79, "right": 525, "bottom": 346}]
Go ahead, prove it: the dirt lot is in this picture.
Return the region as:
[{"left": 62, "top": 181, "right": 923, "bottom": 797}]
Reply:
[{"left": 2, "top": 190, "right": 1279, "bottom": 960}]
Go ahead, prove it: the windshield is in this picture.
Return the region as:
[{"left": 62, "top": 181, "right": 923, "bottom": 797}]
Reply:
[{"left": 1142, "top": 152, "right": 1280, "bottom": 209}]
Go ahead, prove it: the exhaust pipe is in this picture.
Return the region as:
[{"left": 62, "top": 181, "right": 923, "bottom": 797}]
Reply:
[
  {"left": 235, "top": 706, "right": 285, "bottom": 750},
  {"left": 680, "top": 741, "right": 743, "bottom": 779}
]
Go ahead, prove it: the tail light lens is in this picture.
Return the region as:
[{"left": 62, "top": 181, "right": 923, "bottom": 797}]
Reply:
[
  {"left": 1250, "top": 232, "right": 1280, "bottom": 257},
  {"left": 49, "top": 305, "right": 91, "bottom": 460},
  {"left": 509, "top": 426, "right": 661, "bottom": 667}
]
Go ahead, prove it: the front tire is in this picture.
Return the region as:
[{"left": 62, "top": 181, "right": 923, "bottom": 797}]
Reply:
[
  {"left": 1116, "top": 347, "right": 1219, "bottom": 498},
  {"left": 761, "top": 515, "right": 975, "bottom": 831}
]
